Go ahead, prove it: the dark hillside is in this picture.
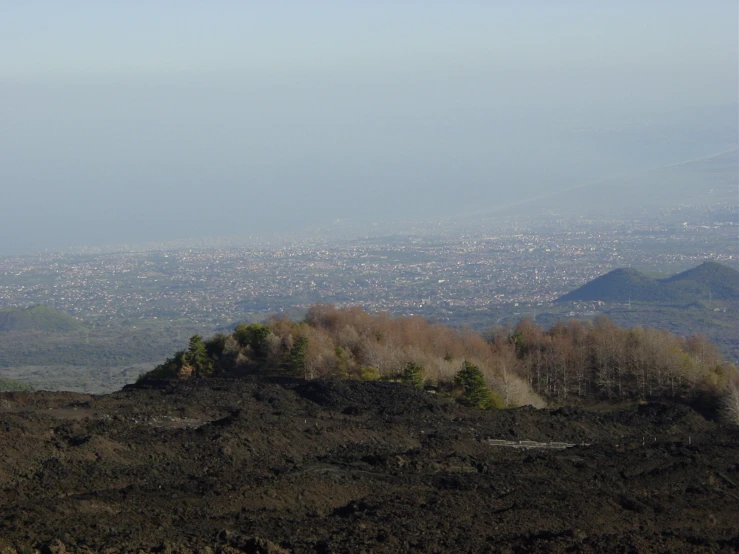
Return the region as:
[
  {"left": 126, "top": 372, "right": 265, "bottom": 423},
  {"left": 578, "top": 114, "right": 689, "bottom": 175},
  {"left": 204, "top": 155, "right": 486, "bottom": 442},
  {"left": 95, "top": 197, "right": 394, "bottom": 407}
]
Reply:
[
  {"left": 557, "top": 262, "right": 739, "bottom": 303},
  {"left": 557, "top": 267, "right": 666, "bottom": 302},
  {"left": 0, "top": 378, "right": 737, "bottom": 552}
]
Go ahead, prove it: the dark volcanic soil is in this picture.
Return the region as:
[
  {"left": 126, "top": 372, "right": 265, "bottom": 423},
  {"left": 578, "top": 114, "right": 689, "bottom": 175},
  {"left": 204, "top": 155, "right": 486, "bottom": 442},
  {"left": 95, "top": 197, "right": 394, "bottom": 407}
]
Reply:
[{"left": 0, "top": 378, "right": 738, "bottom": 553}]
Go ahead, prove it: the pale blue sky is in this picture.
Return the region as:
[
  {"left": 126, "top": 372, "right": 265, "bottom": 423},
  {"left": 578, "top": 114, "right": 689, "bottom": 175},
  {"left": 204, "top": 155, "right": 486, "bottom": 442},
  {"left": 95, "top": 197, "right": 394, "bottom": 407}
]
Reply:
[
  {"left": 0, "top": 1, "right": 737, "bottom": 252},
  {"left": 2, "top": 2, "right": 736, "bottom": 84}
]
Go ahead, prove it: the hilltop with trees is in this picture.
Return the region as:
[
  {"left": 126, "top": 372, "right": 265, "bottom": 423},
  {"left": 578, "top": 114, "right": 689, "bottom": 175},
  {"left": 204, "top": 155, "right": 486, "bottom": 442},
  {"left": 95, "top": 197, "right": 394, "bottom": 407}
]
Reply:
[
  {"left": 140, "top": 304, "right": 739, "bottom": 421},
  {"left": 4, "top": 304, "right": 738, "bottom": 551}
]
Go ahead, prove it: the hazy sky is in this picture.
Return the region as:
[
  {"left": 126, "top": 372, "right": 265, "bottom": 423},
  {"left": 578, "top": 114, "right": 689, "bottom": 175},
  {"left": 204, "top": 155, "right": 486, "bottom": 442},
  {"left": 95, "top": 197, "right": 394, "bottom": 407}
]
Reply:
[{"left": 1, "top": 1, "right": 737, "bottom": 253}]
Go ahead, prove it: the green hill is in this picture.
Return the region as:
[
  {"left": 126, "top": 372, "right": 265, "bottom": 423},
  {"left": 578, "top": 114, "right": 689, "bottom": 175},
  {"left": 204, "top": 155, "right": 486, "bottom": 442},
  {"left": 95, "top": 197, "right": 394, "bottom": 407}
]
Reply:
[
  {"left": 0, "top": 305, "right": 87, "bottom": 333},
  {"left": 664, "top": 261, "right": 739, "bottom": 300},
  {"left": 557, "top": 268, "right": 670, "bottom": 303},
  {"left": 557, "top": 262, "right": 739, "bottom": 303}
]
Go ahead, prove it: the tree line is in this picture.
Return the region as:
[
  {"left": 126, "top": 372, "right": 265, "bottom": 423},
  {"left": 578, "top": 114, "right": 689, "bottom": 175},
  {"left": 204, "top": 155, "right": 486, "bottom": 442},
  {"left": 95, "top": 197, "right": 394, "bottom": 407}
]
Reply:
[{"left": 141, "top": 304, "right": 738, "bottom": 419}]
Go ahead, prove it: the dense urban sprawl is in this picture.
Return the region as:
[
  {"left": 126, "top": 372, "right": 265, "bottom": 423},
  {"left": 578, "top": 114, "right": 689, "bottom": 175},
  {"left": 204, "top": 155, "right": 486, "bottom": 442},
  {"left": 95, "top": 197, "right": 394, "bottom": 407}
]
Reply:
[{"left": 0, "top": 204, "right": 734, "bottom": 327}]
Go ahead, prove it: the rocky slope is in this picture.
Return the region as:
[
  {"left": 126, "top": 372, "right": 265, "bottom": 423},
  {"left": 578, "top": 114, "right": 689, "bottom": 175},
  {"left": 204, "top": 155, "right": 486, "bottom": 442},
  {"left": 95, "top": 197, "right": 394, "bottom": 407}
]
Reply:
[{"left": 0, "top": 377, "right": 737, "bottom": 553}]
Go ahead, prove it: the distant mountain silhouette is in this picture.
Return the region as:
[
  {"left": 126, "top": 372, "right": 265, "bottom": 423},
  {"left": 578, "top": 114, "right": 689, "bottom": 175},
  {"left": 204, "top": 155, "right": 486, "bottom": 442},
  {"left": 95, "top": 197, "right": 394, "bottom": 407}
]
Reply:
[
  {"left": 557, "top": 262, "right": 739, "bottom": 303},
  {"left": 0, "top": 305, "right": 86, "bottom": 333}
]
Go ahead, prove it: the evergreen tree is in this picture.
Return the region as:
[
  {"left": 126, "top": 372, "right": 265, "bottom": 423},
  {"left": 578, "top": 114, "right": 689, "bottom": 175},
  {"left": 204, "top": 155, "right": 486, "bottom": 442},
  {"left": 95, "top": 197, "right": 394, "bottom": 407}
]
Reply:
[
  {"left": 290, "top": 335, "right": 309, "bottom": 375},
  {"left": 402, "top": 362, "right": 424, "bottom": 388},
  {"left": 185, "top": 335, "right": 213, "bottom": 377},
  {"left": 234, "top": 324, "right": 272, "bottom": 357},
  {"left": 205, "top": 333, "right": 227, "bottom": 360},
  {"left": 454, "top": 361, "right": 500, "bottom": 409}
]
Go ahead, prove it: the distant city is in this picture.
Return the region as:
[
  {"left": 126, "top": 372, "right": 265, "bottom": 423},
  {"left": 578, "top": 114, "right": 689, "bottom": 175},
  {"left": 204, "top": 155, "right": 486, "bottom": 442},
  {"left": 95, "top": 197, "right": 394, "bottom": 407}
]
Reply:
[{"left": 1, "top": 202, "right": 735, "bottom": 329}]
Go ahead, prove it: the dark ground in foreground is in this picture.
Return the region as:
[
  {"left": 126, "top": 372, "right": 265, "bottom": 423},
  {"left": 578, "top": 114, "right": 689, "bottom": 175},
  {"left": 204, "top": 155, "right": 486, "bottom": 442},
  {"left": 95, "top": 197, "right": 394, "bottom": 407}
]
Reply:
[{"left": 0, "top": 378, "right": 737, "bottom": 553}]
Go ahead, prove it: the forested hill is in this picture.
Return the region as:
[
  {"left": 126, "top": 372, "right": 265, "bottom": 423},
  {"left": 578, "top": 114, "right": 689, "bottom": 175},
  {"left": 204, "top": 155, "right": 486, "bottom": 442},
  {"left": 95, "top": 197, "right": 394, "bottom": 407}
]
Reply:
[
  {"left": 139, "top": 304, "right": 739, "bottom": 421},
  {"left": 0, "top": 305, "right": 86, "bottom": 333},
  {"left": 557, "top": 262, "right": 739, "bottom": 303}
]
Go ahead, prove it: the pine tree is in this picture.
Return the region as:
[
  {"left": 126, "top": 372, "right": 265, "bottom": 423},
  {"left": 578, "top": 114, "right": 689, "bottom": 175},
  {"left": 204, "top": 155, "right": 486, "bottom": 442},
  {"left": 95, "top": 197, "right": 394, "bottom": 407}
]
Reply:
[
  {"left": 454, "top": 361, "right": 501, "bottom": 409},
  {"left": 290, "top": 336, "right": 309, "bottom": 376},
  {"left": 402, "top": 362, "right": 424, "bottom": 388},
  {"left": 185, "top": 335, "right": 213, "bottom": 377}
]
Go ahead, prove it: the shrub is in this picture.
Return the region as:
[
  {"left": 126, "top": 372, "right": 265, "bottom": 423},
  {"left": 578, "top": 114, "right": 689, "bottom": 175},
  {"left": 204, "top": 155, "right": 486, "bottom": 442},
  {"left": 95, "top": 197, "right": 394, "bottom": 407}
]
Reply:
[
  {"left": 335, "top": 346, "right": 352, "bottom": 378},
  {"left": 721, "top": 378, "right": 739, "bottom": 425},
  {"left": 357, "top": 366, "right": 380, "bottom": 381},
  {"left": 138, "top": 351, "right": 184, "bottom": 381}
]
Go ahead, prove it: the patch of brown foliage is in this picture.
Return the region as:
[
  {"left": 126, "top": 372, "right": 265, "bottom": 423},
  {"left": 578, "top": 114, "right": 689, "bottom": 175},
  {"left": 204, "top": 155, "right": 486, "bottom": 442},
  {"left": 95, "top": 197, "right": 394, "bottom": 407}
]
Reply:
[{"left": 146, "top": 305, "right": 737, "bottom": 411}]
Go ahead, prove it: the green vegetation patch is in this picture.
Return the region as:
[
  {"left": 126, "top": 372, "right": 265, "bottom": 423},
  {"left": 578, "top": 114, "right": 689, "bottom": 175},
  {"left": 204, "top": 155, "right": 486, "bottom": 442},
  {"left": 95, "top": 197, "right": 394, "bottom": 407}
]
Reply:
[
  {"left": 0, "top": 305, "right": 86, "bottom": 333},
  {"left": 0, "top": 377, "right": 33, "bottom": 391}
]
